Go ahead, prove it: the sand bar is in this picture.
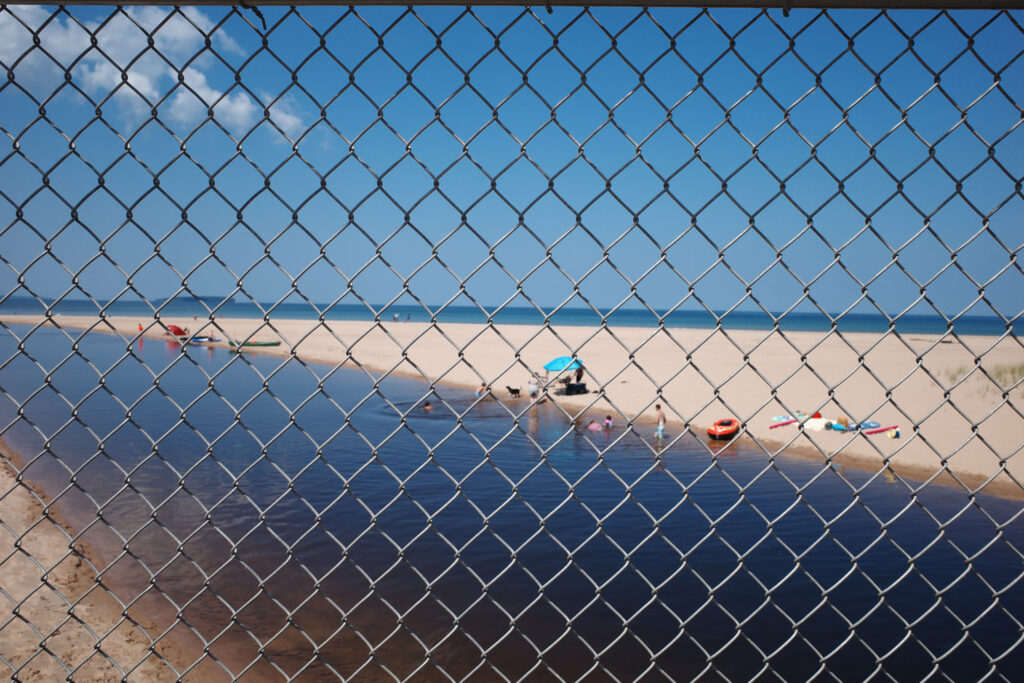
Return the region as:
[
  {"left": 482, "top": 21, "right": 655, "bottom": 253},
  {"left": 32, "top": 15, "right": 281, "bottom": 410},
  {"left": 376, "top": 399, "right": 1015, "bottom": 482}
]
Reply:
[{"left": 2, "top": 313, "right": 1021, "bottom": 496}]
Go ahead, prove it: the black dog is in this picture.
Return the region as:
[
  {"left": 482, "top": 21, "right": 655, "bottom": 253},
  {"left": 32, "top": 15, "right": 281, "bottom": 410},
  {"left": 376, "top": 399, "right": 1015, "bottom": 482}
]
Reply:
[{"left": 506, "top": 386, "right": 521, "bottom": 398}]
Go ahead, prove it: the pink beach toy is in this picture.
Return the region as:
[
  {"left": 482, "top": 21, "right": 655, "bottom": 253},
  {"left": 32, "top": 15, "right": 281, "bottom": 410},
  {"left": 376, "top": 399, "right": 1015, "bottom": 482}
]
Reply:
[{"left": 863, "top": 425, "right": 899, "bottom": 435}]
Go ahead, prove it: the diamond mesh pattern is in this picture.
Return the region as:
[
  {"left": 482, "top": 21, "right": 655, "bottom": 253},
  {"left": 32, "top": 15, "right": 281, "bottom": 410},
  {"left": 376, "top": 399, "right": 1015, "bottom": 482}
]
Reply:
[{"left": 1, "top": 3, "right": 1023, "bottom": 680}]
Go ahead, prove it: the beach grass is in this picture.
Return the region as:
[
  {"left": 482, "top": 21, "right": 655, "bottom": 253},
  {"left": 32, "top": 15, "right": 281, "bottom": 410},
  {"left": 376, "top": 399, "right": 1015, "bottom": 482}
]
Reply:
[
  {"left": 941, "top": 365, "right": 969, "bottom": 385},
  {"left": 943, "top": 363, "right": 1024, "bottom": 395},
  {"left": 991, "top": 363, "right": 1024, "bottom": 392}
]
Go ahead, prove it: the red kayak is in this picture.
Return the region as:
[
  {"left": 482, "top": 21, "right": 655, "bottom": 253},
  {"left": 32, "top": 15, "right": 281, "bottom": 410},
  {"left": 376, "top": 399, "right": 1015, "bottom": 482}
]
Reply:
[
  {"left": 165, "top": 324, "right": 187, "bottom": 336},
  {"left": 707, "top": 418, "right": 739, "bottom": 440}
]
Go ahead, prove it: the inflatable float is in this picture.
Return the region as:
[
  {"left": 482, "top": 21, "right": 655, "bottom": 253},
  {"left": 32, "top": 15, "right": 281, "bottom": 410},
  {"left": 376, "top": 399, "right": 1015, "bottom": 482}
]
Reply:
[
  {"left": 827, "top": 421, "right": 881, "bottom": 432},
  {"left": 707, "top": 418, "right": 739, "bottom": 440},
  {"left": 769, "top": 412, "right": 821, "bottom": 429}
]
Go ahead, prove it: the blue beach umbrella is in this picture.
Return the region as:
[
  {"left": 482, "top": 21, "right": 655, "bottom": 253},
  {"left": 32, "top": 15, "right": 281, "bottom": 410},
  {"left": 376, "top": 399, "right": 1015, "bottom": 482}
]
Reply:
[{"left": 543, "top": 356, "right": 582, "bottom": 372}]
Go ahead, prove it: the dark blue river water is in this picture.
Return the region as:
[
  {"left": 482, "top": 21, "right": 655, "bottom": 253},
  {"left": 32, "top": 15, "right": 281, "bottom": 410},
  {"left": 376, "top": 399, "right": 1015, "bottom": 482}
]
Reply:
[{"left": 1, "top": 324, "right": 1021, "bottom": 679}]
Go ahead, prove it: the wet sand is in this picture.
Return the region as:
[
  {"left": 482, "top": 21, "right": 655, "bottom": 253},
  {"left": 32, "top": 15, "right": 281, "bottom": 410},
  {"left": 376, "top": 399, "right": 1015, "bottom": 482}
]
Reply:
[{"left": 0, "top": 444, "right": 182, "bottom": 680}]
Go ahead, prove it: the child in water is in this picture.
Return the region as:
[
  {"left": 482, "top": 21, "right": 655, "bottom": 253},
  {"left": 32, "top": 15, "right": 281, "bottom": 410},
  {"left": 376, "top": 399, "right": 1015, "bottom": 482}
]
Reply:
[{"left": 604, "top": 415, "right": 613, "bottom": 430}]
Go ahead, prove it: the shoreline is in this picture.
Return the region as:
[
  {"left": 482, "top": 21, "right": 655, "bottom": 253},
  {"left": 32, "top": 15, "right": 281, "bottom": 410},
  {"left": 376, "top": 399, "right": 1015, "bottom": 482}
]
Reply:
[
  {"left": 2, "top": 313, "right": 1022, "bottom": 500},
  {"left": 0, "top": 439, "right": 186, "bottom": 680},
  {"left": 2, "top": 313, "right": 1022, "bottom": 674}
]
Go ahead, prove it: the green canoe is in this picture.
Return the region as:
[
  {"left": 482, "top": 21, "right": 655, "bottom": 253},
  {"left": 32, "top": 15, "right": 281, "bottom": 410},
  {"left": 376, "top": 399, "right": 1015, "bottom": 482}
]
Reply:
[{"left": 228, "top": 340, "right": 282, "bottom": 348}]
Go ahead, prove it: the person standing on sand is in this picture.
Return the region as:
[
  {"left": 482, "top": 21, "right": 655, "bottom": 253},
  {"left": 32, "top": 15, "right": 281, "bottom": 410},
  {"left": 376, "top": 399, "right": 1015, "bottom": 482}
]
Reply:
[
  {"left": 528, "top": 376, "right": 540, "bottom": 399},
  {"left": 655, "top": 404, "right": 666, "bottom": 440}
]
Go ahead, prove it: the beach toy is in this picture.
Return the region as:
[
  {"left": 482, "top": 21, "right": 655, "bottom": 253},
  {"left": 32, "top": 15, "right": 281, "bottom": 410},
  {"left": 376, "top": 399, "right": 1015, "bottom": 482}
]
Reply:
[
  {"left": 829, "top": 421, "right": 882, "bottom": 432},
  {"left": 804, "top": 418, "right": 831, "bottom": 431},
  {"left": 887, "top": 428, "right": 900, "bottom": 439},
  {"left": 770, "top": 411, "right": 825, "bottom": 430},
  {"left": 863, "top": 425, "right": 899, "bottom": 435},
  {"left": 707, "top": 418, "right": 739, "bottom": 440}
]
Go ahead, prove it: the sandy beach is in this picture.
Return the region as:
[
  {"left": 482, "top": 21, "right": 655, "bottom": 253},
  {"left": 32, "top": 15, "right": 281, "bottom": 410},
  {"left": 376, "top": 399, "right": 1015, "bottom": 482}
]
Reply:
[{"left": 3, "top": 313, "right": 1021, "bottom": 494}]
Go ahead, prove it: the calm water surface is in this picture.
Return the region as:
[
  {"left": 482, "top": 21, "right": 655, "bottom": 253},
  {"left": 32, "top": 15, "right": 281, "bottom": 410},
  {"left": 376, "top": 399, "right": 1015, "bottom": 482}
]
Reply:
[
  {"left": 1, "top": 324, "right": 1021, "bottom": 679},
  {"left": 3, "top": 296, "right": 1019, "bottom": 334}
]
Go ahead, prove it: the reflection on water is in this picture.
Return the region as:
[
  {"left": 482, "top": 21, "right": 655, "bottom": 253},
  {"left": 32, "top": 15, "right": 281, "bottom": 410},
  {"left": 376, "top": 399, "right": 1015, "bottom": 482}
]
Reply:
[{"left": 1, "top": 325, "right": 1022, "bottom": 679}]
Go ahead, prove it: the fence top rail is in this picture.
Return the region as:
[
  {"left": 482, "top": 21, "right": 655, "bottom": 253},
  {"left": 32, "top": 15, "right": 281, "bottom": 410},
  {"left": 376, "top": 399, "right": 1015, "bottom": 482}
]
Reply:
[{"left": 6, "top": 1, "right": 1024, "bottom": 9}]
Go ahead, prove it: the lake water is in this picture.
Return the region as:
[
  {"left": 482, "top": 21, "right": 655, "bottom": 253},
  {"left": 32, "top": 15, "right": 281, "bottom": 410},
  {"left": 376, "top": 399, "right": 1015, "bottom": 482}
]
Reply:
[
  {"left": 1, "top": 324, "right": 1021, "bottom": 679},
  {"left": 2, "top": 295, "right": 1018, "bottom": 335}
]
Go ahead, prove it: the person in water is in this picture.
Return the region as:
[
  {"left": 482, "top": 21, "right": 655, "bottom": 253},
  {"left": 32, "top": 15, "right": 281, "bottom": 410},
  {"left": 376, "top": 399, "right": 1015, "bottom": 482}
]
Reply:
[
  {"left": 587, "top": 419, "right": 602, "bottom": 432},
  {"left": 527, "top": 376, "right": 540, "bottom": 399},
  {"left": 655, "top": 404, "right": 665, "bottom": 439},
  {"left": 475, "top": 383, "right": 487, "bottom": 398},
  {"left": 423, "top": 401, "right": 433, "bottom": 410},
  {"left": 604, "top": 415, "right": 613, "bottom": 430}
]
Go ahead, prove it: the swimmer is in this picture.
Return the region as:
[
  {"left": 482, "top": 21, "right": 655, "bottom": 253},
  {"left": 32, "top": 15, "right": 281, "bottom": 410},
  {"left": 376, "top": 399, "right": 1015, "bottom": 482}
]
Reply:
[
  {"left": 423, "top": 401, "right": 433, "bottom": 410},
  {"left": 655, "top": 404, "right": 665, "bottom": 439},
  {"left": 475, "top": 383, "right": 487, "bottom": 398},
  {"left": 587, "top": 419, "right": 602, "bottom": 432},
  {"left": 604, "top": 415, "right": 613, "bottom": 430}
]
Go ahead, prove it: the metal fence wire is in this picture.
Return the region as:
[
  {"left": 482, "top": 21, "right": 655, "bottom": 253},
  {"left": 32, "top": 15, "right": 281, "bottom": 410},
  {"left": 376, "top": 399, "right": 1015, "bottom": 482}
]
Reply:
[{"left": 1, "top": 1, "right": 1023, "bottom": 680}]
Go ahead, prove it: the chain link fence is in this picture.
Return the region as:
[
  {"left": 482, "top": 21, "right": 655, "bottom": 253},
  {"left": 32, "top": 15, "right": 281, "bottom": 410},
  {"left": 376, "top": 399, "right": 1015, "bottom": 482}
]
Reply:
[{"left": 1, "top": 2, "right": 1023, "bottom": 680}]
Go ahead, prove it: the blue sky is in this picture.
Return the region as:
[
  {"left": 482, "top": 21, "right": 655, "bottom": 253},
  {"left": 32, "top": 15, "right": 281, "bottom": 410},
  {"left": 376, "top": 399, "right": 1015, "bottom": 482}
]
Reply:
[{"left": 0, "top": 5, "right": 1021, "bottom": 322}]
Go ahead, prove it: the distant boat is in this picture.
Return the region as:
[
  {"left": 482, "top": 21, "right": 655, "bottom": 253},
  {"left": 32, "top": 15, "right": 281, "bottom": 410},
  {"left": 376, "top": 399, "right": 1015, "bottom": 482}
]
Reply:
[
  {"left": 157, "top": 294, "right": 234, "bottom": 306},
  {"left": 228, "top": 340, "right": 282, "bottom": 348},
  {"left": 187, "top": 336, "right": 221, "bottom": 344}
]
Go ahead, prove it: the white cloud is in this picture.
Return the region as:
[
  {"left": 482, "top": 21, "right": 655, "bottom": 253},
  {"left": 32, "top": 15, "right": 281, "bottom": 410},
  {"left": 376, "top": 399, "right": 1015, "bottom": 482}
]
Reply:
[
  {"left": 269, "top": 99, "right": 305, "bottom": 138},
  {"left": 169, "top": 67, "right": 258, "bottom": 132},
  {"left": 0, "top": 5, "right": 287, "bottom": 131},
  {"left": 181, "top": 6, "right": 245, "bottom": 56}
]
